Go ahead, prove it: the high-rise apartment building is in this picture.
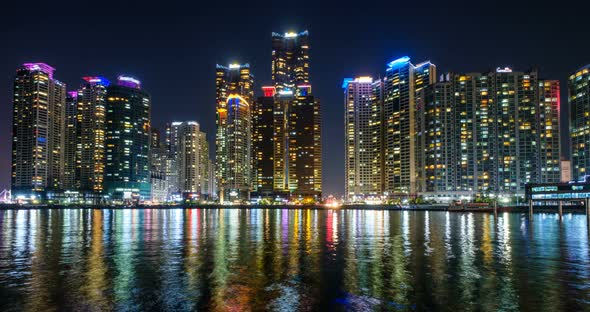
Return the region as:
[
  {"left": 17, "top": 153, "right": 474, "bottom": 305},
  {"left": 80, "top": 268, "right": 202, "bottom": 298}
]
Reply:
[
  {"left": 569, "top": 65, "right": 590, "bottom": 181},
  {"left": 271, "top": 31, "right": 310, "bottom": 92},
  {"left": 252, "top": 86, "right": 276, "bottom": 196},
  {"left": 63, "top": 91, "right": 78, "bottom": 190},
  {"left": 11, "top": 63, "right": 66, "bottom": 197},
  {"left": 255, "top": 85, "right": 323, "bottom": 200},
  {"left": 416, "top": 78, "right": 455, "bottom": 195},
  {"left": 77, "top": 76, "right": 109, "bottom": 194},
  {"left": 104, "top": 76, "right": 151, "bottom": 201},
  {"left": 288, "top": 86, "right": 322, "bottom": 198},
  {"left": 164, "top": 122, "right": 181, "bottom": 196},
  {"left": 538, "top": 80, "right": 561, "bottom": 184},
  {"left": 170, "top": 121, "right": 210, "bottom": 197},
  {"left": 415, "top": 68, "right": 560, "bottom": 201},
  {"left": 350, "top": 58, "right": 560, "bottom": 202},
  {"left": 149, "top": 127, "right": 169, "bottom": 202},
  {"left": 215, "top": 63, "right": 253, "bottom": 202},
  {"left": 343, "top": 77, "right": 382, "bottom": 200},
  {"left": 272, "top": 93, "right": 290, "bottom": 194},
  {"left": 382, "top": 57, "right": 436, "bottom": 196},
  {"left": 251, "top": 30, "right": 322, "bottom": 201}
]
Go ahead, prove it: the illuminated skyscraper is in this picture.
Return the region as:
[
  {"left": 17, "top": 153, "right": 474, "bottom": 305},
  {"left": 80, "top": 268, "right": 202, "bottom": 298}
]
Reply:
[
  {"left": 271, "top": 31, "right": 310, "bottom": 92},
  {"left": 77, "top": 76, "right": 109, "bottom": 194},
  {"left": 257, "top": 30, "right": 322, "bottom": 201},
  {"left": 538, "top": 80, "right": 561, "bottom": 183},
  {"left": 170, "top": 121, "right": 210, "bottom": 198},
  {"left": 104, "top": 76, "right": 151, "bottom": 201},
  {"left": 382, "top": 57, "right": 436, "bottom": 197},
  {"left": 215, "top": 63, "right": 253, "bottom": 202},
  {"left": 493, "top": 68, "right": 540, "bottom": 193},
  {"left": 416, "top": 78, "right": 455, "bottom": 195},
  {"left": 252, "top": 86, "right": 276, "bottom": 196},
  {"left": 343, "top": 77, "right": 382, "bottom": 200},
  {"left": 287, "top": 86, "right": 322, "bottom": 198},
  {"left": 570, "top": 65, "right": 590, "bottom": 181},
  {"left": 164, "top": 122, "right": 180, "bottom": 195},
  {"left": 149, "top": 127, "right": 168, "bottom": 202},
  {"left": 11, "top": 63, "right": 66, "bottom": 197},
  {"left": 415, "top": 68, "right": 560, "bottom": 201},
  {"left": 63, "top": 91, "right": 78, "bottom": 190}
]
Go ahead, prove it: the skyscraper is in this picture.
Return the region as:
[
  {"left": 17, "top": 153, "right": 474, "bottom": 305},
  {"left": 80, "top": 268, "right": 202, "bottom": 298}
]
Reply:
[
  {"left": 252, "top": 86, "right": 276, "bottom": 196},
  {"left": 416, "top": 77, "right": 455, "bottom": 196},
  {"left": 538, "top": 80, "right": 561, "bottom": 184},
  {"left": 164, "top": 122, "right": 181, "bottom": 196},
  {"left": 271, "top": 31, "right": 310, "bottom": 92},
  {"left": 415, "top": 68, "right": 560, "bottom": 201},
  {"left": 171, "top": 121, "right": 210, "bottom": 198},
  {"left": 262, "top": 30, "right": 322, "bottom": 201},
  {"left": 149, "top": 127, "right": 169, "bottom": 203},
  {"left": 104, "top": 76, "right": 151, "bottom": 201},
  {"left": 343, "top": 77, "right": 382, "bottom": 200},
  {"left": 382, "top": 57, "right": 436, "bottom": 197},
  {"left": 288, "top": 86, "right": 322, "bottom": 199},
  {"left": 215, "top": 63, "right": 254, "bottom": 202},
  {"left": 11, "top": 63, "right": 66, "bottom": 197},
  {"left": 351, "top": 58, "right": 559, "bottom": 202},
  {"left": 63, "top": 91, "right": 78, "bottom": 191},
  {"left": 570, "top": 64, "right": 590, "bottom": 181},
  {"left": 77, "top": 76, "right": 109, "bottom": 194},
  {"left": 272, "top": 92, "right": 290, "bottom": 194},
  {"left": 494, "top": 68, "right": 539, "bottom": 193}
]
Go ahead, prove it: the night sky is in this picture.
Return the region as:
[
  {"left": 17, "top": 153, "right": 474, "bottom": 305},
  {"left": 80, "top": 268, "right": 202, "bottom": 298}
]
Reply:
[{"left": 1, "top": 0, "right": 588, "bottom": 197}]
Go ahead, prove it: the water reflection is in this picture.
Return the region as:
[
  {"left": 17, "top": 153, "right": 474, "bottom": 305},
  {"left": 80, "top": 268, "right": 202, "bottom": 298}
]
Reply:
[{"left": 0, "top": 209, "right": 589, "bottom": 311}]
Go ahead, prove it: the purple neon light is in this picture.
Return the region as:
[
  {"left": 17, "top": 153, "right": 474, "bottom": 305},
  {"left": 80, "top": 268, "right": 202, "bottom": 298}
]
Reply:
[
  {"left": 117, "top": 76, "right": 141, "bottom": 89},
  {"left": 23, "top": 63, "right": 55, "bottom": 78}
]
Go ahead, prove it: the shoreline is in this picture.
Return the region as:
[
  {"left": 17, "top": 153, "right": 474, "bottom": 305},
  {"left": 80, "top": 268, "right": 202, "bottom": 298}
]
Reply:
[{"left": 0, "top": 204, "right": 588, "bottom": 214}]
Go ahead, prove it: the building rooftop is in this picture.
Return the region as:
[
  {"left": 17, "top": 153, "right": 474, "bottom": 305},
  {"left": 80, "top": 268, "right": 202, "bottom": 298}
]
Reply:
[{"left": 22, "top": 63, "right": 55, "bottom": 78}]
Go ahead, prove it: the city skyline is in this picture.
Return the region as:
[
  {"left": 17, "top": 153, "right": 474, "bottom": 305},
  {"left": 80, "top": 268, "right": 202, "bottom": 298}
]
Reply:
[{"left": 1, "top": 1, "right": 588, "bottom": 197}]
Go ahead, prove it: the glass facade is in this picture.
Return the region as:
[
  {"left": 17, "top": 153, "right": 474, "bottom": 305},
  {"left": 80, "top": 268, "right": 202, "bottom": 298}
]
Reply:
[
  {"left": 416, "top": 69, "right": 560, "bottom": 199},
  {"left": 77, "top": 77, "right": 109, "bottom": 194},
  {"left": 215, "top": 64, "right": 253, "bottom": 202},
  {"left": 382, "top": 57, "right": 436, "bottom": 197},
  {"left": 344, "top": 77, "right": 382, "bottom": 200},
  {"left": 569, "top": 65, "right": 590, "bottom": 181},
  {"left": 11, "top": 63, "right": 66, "bottom": 196},
  {"left": 104, "top": 77, "right": 151, "bottom": 201}
]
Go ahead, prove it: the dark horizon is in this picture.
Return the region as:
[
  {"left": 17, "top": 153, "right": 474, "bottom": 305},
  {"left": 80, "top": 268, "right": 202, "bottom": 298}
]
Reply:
[{"left": 1, "top": 0, "right": 588, "bottom": 197}]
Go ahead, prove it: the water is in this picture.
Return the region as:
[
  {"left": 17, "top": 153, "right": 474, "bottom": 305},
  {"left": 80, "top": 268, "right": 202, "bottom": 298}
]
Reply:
[{"left": 0, "top": 209, "right": 589, "bottom": 311}]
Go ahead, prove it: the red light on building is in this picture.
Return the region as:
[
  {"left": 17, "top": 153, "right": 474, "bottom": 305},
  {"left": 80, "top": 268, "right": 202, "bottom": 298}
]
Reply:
[{"left": 262, "top": 86, "right": 276, "bottom": 97}]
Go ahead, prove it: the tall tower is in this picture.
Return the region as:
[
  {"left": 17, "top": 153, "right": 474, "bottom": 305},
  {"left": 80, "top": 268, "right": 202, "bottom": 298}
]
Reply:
[
  {"left": 416, "top": 76, "right": 456, "bottom": 196},
  {"left": 569, "top": 65, "right": 590, "bottom": 181},
  {"left": 170, "top": 121, "right": 209, "bottom": 197},
  {"left": 288, "top": 86, "right": 322, "bottom": 198},
  {"left": 77, "top": 76, "right": 109, "bottom": 194},
  {"left": 11, "top": 63, "right": 66, "bottom": 197},
  {"left": 271, "top": 31, "right": 310, "bottom": 92},
  {"left": 252, "top": 86, "right": 277, "bottom": 196},
  {"left": 382, "top": 57, "right": 436, "bottom": 198},
  {"left": 538, "top": 80, "right": 561, "bottom": 184},
  {"left": 267, "top": 30, "right": 322, "bottom": 201},
  {"left": 63, "top": 91, "right": 78, "bottom": 190},
  {"left": 343, "top": 77, "right": 382, "bottom": 200},
  {"left": 104, "top": 76, "right": 151, "bottom": 201},
  {"left": 149, "top": 127, "right": 169, "bottom": 203},
  {"left": 215, "top": 63, "right": 253, "bottom": 202},
  {"left": 492, "top": 68, "right": 538, "bottom": 193}
]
